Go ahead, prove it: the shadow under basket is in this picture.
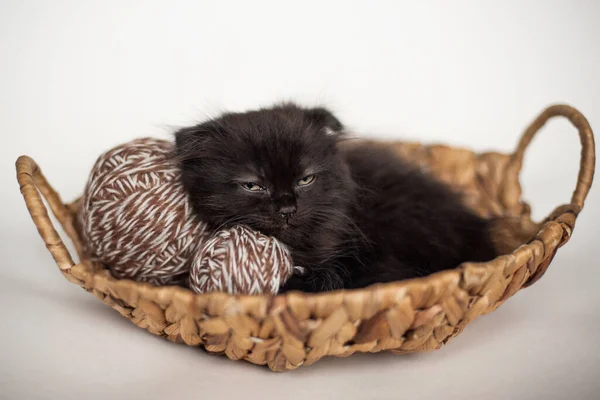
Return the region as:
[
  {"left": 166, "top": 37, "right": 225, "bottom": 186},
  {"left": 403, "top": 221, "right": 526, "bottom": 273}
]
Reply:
[{"left": 16, "top": 104, "right": 595, "bottom": 372}]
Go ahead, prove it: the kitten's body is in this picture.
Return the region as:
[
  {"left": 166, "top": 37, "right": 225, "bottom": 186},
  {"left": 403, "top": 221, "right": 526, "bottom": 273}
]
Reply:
[{"left": 176, "top": 104, "right": 497, "bottom": 292}]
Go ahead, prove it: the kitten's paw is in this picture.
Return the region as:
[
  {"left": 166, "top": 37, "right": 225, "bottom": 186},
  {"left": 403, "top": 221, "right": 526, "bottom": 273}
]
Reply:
[
  {"left": 279, "top": 268, "right": 344, "bottom": 293},
  {"left": 279, "top": 275, "right": 316, "bottom": 293}
]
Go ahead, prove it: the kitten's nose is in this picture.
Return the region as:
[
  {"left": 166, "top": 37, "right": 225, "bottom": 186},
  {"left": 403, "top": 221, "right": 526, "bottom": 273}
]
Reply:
[
  {"left": 278, "top": 205, "right": 297, "bottom": 219},
  {"left": 275, "top": 194, "right": 297, "bottom": 220}
]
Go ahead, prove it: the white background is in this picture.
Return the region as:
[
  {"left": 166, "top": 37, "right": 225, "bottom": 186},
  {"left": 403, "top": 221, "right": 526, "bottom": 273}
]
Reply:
[{"left": 1, "top": 1, "right": 599, "bottom": 399}]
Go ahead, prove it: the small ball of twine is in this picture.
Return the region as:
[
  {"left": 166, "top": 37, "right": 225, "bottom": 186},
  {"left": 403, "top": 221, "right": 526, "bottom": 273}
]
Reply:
[{"left": 189, "top": 226, "right": 294, "bottom": 295}]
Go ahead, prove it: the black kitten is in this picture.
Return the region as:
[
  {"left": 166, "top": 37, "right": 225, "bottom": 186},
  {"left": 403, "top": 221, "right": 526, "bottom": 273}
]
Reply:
[{"left": 175, "top": 103, "right": 497, "bottom": 292}]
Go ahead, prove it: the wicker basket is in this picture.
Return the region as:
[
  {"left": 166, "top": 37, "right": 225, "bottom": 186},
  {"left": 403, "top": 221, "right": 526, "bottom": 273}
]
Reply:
[{"left": 16, "top": 104, "right": 595, "bottom": 372}]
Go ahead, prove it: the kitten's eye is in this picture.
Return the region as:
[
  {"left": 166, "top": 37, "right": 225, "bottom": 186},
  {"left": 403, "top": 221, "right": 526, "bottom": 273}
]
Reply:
[
  {"left": 297, "top": 174, "right": 316, "bottom": 187},
  {"left": 241, "top": 182, "right": 266, "bottom": 192}
]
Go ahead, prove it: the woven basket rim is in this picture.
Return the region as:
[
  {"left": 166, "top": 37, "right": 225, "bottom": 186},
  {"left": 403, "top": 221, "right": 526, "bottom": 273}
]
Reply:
[{"left": 15, "top": 103, "right": 596, "bottom": 371}]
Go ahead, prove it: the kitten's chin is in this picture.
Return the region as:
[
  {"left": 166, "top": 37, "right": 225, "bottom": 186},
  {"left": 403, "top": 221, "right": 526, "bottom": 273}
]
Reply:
[
  {"left": 261, "top": 223, "right": 292, "bottom": 237},
  {"left": 240, "top": 222, "right": 286, "bottom": 239}
]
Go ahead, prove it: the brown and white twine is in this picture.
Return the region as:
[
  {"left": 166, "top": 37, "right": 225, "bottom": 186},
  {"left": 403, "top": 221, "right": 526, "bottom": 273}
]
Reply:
[
  {"left": 79, "top": 138, "right": 208, "bottom": 286},
  {"left": 189, "top": 225, "right": 293, "bottom": 294},
  {"left": 78, "top": 137, "right": 294, "bottom": 294}
]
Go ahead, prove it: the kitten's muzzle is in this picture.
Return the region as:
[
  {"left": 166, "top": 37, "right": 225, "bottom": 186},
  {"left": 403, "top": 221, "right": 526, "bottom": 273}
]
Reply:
[
  {"left": 278, "top": 205, "right": 297, "bottom": 220},
  {"left": 275, "top": 194, "right": 297, "bottom": 221}
]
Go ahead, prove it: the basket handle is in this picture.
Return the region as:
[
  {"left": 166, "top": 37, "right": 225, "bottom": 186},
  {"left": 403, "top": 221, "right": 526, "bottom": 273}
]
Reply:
[
  {"left": 510, "top": 104, "right": 595, "bottom": 217},
  {"left": 16, "top": 155, "right": 77, "bottom": 274}
]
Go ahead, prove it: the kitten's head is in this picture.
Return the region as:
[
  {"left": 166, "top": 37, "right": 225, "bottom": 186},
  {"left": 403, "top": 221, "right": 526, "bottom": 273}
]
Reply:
[{"left": 175, "top": 103, "right": 354, "bottom": 249}]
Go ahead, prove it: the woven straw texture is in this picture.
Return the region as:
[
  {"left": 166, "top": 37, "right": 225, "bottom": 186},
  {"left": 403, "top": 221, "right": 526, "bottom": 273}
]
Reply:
[{"left": 16, "top": 104, "right": 595, "bottom": 371}]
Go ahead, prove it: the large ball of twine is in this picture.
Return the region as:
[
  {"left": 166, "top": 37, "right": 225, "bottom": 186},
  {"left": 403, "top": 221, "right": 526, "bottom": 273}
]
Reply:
[{"left": 79, "top": 137, "right": 294, "bottom": 294}]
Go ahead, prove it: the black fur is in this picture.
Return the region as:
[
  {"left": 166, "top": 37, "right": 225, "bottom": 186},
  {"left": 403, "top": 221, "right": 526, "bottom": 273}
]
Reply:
[{"left": 175, "top": 103, "right": 497, "bottom": 292}]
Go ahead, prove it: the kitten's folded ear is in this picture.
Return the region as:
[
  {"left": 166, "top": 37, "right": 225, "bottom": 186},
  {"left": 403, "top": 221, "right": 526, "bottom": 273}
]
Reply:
[
  {"left": 306, "top": 107, "right": 344, "bottom": 134},
  {"left": 174, "top": 121, "right": 219, "bottom": 161},
  {"left": 175, "top": 126, "right": 202, "bottom": 161}
]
